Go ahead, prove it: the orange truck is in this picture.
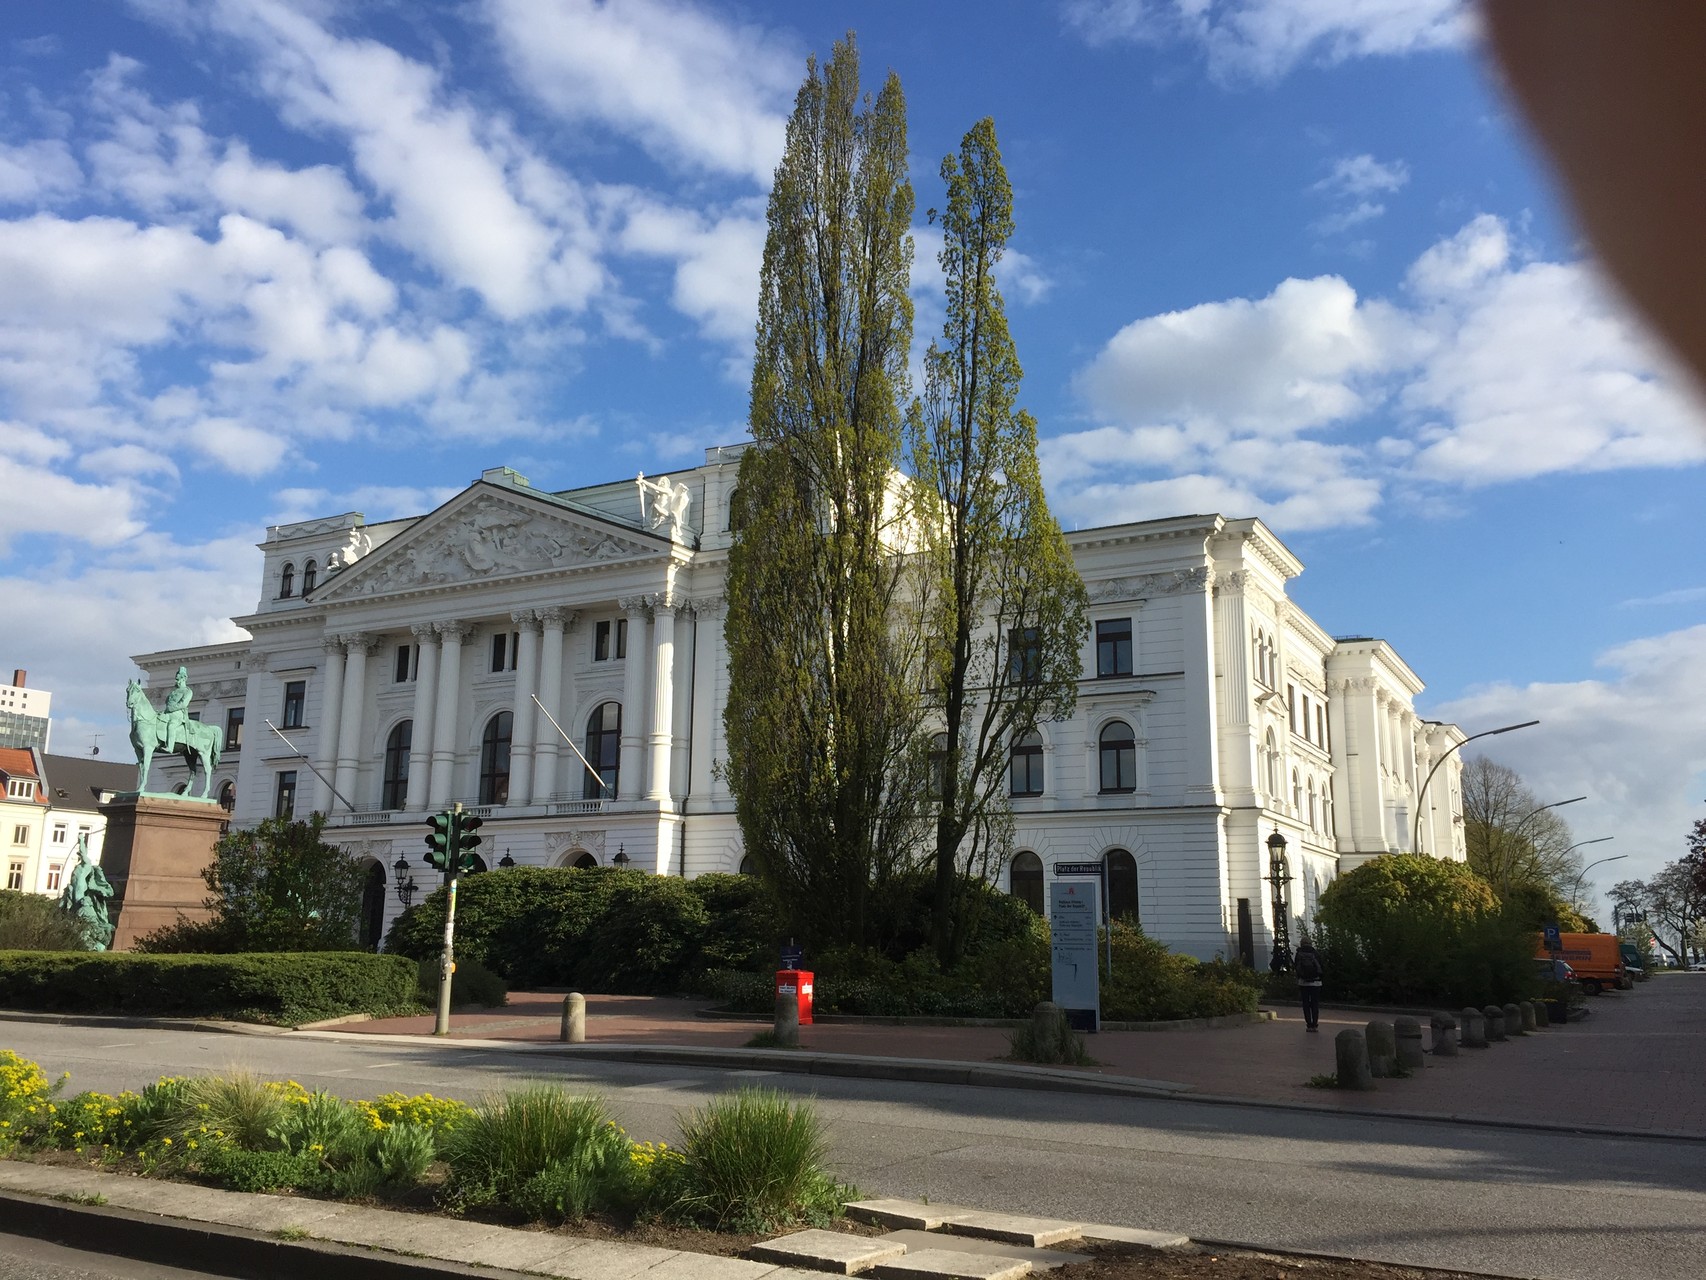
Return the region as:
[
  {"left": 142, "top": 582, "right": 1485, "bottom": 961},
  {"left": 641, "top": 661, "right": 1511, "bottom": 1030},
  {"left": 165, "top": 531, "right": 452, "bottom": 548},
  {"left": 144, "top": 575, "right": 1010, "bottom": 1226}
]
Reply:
[{"left": 1535, "top": 932, "right": 1628, "bottom": 994}]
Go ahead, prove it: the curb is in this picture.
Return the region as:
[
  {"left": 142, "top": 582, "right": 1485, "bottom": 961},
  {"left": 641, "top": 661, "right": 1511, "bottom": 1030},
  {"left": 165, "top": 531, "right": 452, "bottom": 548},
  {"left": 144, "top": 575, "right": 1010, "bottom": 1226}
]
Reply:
[
  {"left": 694, "top": 1009, "right": 1274, "bottom": 1032},
  {"left": 0, "top": 1010, "right": 289, "bottom": 1036},
  {"left": 0, "top": 1187, "right": 516, "bottom": 1280}
]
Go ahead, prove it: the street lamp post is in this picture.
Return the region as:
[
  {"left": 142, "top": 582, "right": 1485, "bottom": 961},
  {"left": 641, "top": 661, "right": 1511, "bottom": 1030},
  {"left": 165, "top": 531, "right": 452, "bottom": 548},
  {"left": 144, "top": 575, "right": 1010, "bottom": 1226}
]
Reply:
[
  {"left": 1411, "top": 719, "right": 1539, "bottom": 855},
  {"left": 1491, "top": 794, "right": 1586, "bottom": 884},
  {"left": 392, "top": 855, "right": 417, "bottom": 908},
  {"left": 1266, "top": 828, "right": 1293, "bottom": 975},
  {"left": 1568, "top": 844, "right": 1623, "bottom": 905}
]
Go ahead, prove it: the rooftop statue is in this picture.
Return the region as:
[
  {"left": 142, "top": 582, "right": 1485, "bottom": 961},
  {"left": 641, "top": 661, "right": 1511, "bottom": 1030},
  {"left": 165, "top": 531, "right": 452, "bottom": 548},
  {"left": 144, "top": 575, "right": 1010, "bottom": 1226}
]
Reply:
[
  {"left": 58, "top": 835, "right": 115, "bottom": 951},
  {"left": 127, "top": 667, "right": 224, "bottom": 800}
]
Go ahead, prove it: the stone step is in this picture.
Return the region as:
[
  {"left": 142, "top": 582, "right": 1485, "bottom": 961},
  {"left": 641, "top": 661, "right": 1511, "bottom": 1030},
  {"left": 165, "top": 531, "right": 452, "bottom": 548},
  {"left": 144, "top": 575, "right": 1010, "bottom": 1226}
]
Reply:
[
  {"left": 871, "top": 1248, "right": 1032, "bottom": 1280},
  {"left": 747, "top": 1229, "right": 909, "bottom": 1275},
  {"left": 881, "top": 1230, "right": 1087, "bottom": 1272},
  {"left": 936, "top": 1210, "right": 1087, "bottom": 1249},
  {"left": 1079, "top": 1223, "right": 1192, "bottom": 1250},
  {"left": 848, "top": 1199, "right": 961, "bottom": 1231}
]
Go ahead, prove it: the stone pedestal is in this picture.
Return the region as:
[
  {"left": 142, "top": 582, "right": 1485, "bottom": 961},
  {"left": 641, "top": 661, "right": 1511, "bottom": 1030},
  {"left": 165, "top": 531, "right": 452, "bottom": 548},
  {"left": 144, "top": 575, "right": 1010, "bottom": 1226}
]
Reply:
[{"left": 98, "top": 795, "right": 224, "bottom": 950}]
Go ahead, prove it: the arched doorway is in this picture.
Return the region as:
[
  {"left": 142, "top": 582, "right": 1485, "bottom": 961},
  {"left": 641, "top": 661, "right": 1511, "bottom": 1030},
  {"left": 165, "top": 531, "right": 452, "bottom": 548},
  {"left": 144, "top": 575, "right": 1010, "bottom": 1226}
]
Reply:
[
  {"left": 1009, "top": 851, "right": 1044, "bottom": 915},
  {"left": 358, "top": 860, "right": 386, "bottom": 949},
  {"left": 572, "top": 852, "right": 597, "bottom": 869},
  {"left": 1105, "top": 848, "right": 1139, "bottom": 922}
]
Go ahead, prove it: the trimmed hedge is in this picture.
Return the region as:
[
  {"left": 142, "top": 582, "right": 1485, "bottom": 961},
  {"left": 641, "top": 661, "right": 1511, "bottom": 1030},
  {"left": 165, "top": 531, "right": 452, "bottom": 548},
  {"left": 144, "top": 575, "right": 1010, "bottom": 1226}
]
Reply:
[{"left": 0, "top": 951, "right": 419, "bottom": 1025}]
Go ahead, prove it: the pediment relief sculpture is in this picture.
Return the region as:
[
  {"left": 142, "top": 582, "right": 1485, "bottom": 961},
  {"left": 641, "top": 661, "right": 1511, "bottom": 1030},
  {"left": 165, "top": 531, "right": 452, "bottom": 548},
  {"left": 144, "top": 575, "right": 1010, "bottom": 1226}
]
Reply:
[{"left": 323, "top": 496, "right": 654, "bottom": 599}]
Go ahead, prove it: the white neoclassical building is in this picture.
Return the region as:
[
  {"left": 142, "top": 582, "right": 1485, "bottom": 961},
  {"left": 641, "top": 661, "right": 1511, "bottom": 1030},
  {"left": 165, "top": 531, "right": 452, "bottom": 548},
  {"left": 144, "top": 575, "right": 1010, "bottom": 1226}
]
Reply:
[{"left": 134, "top": 445, "right": 1465, "bottom": 959}]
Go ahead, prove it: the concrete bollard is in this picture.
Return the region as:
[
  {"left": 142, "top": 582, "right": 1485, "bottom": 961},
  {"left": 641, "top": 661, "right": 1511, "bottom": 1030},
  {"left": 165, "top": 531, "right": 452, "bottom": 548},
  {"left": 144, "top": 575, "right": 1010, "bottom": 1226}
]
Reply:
[
  {"left": 1365, "top": 1020, "right": 1398, "bottom": 1077},
  {"left": 560, "top": 992, "right": 586, "bottom": 1044},
  {"left": 1032, "top": 1000, "right": 1067, "bottom": 1048},
  {"left": 1394, "top": 1018, "right": 1425, "bottom": 1071},
  {"left": 1335, "top": 1029, "right": 1375, "bottom": 1091},
  {"left": 773, "top": 991, "right": 801, "bottom": 1048},
  {"left": 1431, "top": 1013, "right": 1458, "bottom": 1056},
  {"left": 1532, "top": 999, "right": 1550, "bottom": 1028},
  {"left": 1459, "top": 1007, "right": 1487, "bottom": 1048},
  {"left": 1502, "top": 1002, "right": 1525, "bottom": 1036},
  {"left": 1482, "top": 1005, "right": 1506, "bottom": 1041},
  {"left": 1519, "top": 1001, "right": 1538, "bottom": 1032}
]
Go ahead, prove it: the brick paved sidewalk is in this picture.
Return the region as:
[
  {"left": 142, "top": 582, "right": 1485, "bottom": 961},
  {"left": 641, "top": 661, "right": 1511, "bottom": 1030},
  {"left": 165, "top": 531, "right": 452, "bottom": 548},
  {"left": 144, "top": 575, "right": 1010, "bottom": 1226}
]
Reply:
[{"left": 340, "top": 976, "right": 1706, "bottom": 1137}]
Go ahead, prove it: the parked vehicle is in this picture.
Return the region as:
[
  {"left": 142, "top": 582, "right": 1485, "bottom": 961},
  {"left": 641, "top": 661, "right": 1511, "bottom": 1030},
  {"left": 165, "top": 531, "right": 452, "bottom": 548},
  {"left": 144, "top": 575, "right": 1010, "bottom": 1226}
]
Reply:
[
  {"left": 1618, "top": 943, "right": 1647, "bottom": 980},
  {"left": 1534, "top": 932, "right": 1627, "bottom": 995},
  {"left": 1534, "top": 957, "right": 1577, "bottom": 983}
]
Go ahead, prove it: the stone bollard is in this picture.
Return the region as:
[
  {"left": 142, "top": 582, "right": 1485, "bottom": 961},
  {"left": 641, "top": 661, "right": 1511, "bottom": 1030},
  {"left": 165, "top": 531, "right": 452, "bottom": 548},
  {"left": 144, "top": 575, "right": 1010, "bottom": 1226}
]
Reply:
[
  {"left": 1502, "top": 1002, "right": 1525, "bottom": 1036},
  {"left": 1483, "top": 1005, "right": 1506, "bottom": 1041},
  {"left": 1431, "top": 1013, "right": 1458, "bottom": 1056},
  {"left": 1031, "top": 1001, "right": 1068, "bottom": 1052},
  {"left": 1532, "top": 999, "right": 1550, "bottom": 1028},
  {"left": 1394, "top": 1018, "right": 1425, "bottom": 1071},
  {"left": 1519, "top": 1001, "right": 1538, "bottom": 1032},
  {"left": 1459, "top": 1006, "right": 1488, "bottom": 1048},
  {"left": 1335, "top": 1029, "right": 1375, "bottom": 1091},
  {"left": 560, "top": 993, "right": 586, "bottom": 1044},
  {"left": 1365, "top": 1020, "right": 1398, "bottom": 1077},
  {"left": 773, "top": 990, "right": 801, "bottom": 1048}
]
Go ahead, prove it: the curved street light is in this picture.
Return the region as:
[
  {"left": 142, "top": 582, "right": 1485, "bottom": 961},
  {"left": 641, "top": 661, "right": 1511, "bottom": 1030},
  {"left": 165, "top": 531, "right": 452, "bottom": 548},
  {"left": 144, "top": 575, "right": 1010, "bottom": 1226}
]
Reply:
[
  {"left": 1411, "top": 719, "right": 1540, "bottom": 855},
  {"left": 1568, "top": 843, "right": 1622, "bottom": 904}
]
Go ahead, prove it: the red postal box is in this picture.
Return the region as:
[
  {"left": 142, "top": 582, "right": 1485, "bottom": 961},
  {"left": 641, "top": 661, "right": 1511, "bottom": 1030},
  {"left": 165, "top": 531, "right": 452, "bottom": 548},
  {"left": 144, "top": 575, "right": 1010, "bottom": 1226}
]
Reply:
[{"left": 775, "top": 968, "right": 814, "bottom": 1025}]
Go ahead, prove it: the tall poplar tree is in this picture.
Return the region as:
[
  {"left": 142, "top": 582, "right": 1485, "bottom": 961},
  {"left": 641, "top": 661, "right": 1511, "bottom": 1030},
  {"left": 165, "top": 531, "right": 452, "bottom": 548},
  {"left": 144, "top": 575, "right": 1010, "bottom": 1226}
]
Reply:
[
  {"left": 911, "top": 119, "right": 1088, "bottom": 966},
  {"left": 724, "top": 36, "right": 924, "bottom": 949}
]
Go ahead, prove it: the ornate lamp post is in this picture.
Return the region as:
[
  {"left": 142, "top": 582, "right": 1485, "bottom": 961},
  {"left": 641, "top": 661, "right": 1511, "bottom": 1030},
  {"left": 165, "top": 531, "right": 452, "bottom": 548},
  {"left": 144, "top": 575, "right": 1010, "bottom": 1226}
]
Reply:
[
  {"left": 498, "top": 849, "right": 516, "bottom": 868},
  {"left": 613, "top": 845, "right": 630, "bottom": 867},
  {"left": 1266, "top": 828, "right": 1293, "bottom": 974},
  {"left": 392, "top": 855, "right": 417, "bottom": 909}
]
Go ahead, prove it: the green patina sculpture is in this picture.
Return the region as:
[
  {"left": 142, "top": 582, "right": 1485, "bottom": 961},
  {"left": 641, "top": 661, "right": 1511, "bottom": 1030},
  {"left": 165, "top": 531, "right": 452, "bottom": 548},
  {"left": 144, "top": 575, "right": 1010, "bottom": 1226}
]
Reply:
[
  {"left": 127, "top": 667, "right": 224, "bottom": 800},
  {"left": 58, "top": 835, "right": 115, "bottom": 951}
]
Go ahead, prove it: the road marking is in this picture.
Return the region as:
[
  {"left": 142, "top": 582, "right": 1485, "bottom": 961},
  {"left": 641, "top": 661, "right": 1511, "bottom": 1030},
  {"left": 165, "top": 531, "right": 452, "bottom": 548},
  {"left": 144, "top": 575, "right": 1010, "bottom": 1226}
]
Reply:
[
  {"left": 364, "top": 1061, "right": 407, "bottom": 1069},
  {"left": 97, "top": 1042, "right": 138, "bottom": 1049}
]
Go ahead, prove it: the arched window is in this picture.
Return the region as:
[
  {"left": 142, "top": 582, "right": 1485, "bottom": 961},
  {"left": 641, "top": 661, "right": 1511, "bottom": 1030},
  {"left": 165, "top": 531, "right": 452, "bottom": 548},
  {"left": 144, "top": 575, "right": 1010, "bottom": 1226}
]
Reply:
[
  {"left": 582, "top": 702, "right": 621, "bottom": 799},
  {"left": 1009, "top": 851, "right": 1044, "bottom": 915},
  {"left": 382, "top": 720, "right": 412, "bottom": 810},
  {"left": 279, "top": 563, "right": 295, "bottom": 597},
  {"left": 479, "top": 711, "right": 512, "bottom": 805},
  {"left": 727, "top": 486, "right": 746, "bottom": 532},
  {"left": 1106, "top": 848, "right": 1139, "bottom": 921},
  {"left": 1010, "top": 730, "right": 1044, "bottom": 797},
  {"left": 571, "top": 852, "right": 597, "bottom": 870},
  {"left": 928, "top": 733, "right": 949, "bottom": 800},
  {"left": 218, "top": 780, "right": 236, "bottom": 812},
  {"left": 738, "top": 854, "right": 756, "bottom": 876},
  {"left": 301, "top": 560, "right": 318, "bottom": 593},
  {"left": 1099, "top": 721, "right": 1136, "bottom": 793},
  {"left": 1292, "top": 768, "right": 1302, "bottom": 813},
  {"left": 1307, "top": 776, "right": 1317, "bottom": 831},
  {"left": 358, "top": 860, "right": 385, "bottom": 950},
  {"left": 1265, "top": 729, "right": 1279, "bottom": 798}
]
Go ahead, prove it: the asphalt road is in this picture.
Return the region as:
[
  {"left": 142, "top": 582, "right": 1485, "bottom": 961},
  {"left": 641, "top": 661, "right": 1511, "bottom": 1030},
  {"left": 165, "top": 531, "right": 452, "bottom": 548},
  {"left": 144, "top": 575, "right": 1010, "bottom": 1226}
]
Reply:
[
  {"left": 4, "top": 1020, "right": 1704, "bottom": 1280},
  {"left": 0, "top": 1234, "right": 234, "bottom": 1280}
]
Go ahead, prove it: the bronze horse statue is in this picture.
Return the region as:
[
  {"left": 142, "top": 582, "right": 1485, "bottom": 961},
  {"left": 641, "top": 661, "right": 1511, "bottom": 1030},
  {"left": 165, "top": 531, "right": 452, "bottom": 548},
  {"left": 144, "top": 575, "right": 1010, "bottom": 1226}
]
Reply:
[{"left": 126, "top": 678, "right": 224, "bottom": 798}]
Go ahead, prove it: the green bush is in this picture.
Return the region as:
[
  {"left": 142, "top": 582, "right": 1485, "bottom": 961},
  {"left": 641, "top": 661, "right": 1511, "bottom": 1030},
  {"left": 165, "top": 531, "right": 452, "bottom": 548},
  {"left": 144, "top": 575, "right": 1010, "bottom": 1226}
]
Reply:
[
  {"left": 442, "top": 1085, "right": 630, "bottom": 1219},
  {"left": 372, "top": 1122, "right": 436, "bottom": 1187},
  {"left": 1006, "top": 1013, "right": 1092, "bottom": 1065},
  {"left": 684, "top": 874, "right": 787, "bottom": 973},
  {"left": 0, "top": 890, "right": 92, "bottom": 951},
  {"left": 415, "top": 956, "right": 508, "bottom": 1008},
  {"left": 1316, "top": 855, "right": 1538, "bottom": 1007},
  {"left": 674, "top": 1088, "right": 848, "bottom": 1231},
  {"left": 1100, "top": 922, "right": 1261, "bottom": 1021},
  {"left": 0, "top": 951, "right": 419, "bottom": 1024},
  {"left": 175, "top": 1072, "right": 290, "bottom": 1150},
  {"left": 196, "top": 1144, "right": 324, "bottom": 1193}
]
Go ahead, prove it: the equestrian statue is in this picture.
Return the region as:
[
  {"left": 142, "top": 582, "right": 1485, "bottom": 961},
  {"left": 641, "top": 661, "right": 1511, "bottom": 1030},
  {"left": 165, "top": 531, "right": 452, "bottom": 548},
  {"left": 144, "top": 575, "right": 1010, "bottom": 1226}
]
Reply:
[{"left": 126, "top": 666, "right": 224, "bottom": 799}]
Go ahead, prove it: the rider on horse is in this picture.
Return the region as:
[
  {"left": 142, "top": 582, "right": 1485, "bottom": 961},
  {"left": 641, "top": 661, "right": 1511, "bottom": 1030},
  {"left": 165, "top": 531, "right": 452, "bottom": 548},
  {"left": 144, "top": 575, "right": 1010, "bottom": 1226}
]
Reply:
[{"left": 161, "top": 666, "right": 193, "bottom": 754}]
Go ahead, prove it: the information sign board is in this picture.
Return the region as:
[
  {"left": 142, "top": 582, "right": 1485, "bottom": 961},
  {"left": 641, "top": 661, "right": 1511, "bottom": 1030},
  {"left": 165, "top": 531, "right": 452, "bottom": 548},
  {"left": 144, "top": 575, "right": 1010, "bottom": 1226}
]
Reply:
[{"left": 1050, "top": 879, "right": 1101, "bottom": 1032}]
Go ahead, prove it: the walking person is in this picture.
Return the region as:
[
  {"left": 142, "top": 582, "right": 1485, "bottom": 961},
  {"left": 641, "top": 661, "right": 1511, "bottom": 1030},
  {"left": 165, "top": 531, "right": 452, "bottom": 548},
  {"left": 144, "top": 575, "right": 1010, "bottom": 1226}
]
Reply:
[{"left": 1295, "top": 936, "right": 1324, "bottom": 1032}]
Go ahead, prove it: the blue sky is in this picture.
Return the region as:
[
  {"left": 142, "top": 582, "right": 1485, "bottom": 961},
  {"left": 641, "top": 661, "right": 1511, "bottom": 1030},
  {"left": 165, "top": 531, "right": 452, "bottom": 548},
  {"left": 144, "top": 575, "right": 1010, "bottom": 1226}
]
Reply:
[{"left": 1, "top": 0, "right": 1701, "bottom": 905}]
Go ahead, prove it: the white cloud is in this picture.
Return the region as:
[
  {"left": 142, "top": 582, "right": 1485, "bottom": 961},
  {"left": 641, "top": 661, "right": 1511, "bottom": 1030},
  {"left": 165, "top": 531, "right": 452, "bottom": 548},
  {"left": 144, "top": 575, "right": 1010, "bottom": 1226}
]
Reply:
[
  {"left": 1620, "top": 586, "right": 1706, "bottom": 609},
  {"left": 613, "top": 194, "right": 767, "bottom": 344},
  {"left": 0, "top": 451, "right": 147, "bottom": 552},
  {"left": 269, "top": 484, "right": 461, "bottom": 525},
  {"left": 486, "top": 0, "right": 795, "bottom": 185},
  {"left": 1314, "top": 154, "right": 1410, "bottom": 198},
  {"left": 1432, "top": 625, "right": 1706, "bottom": 889},
  {"left": 1065, "top": 0, "right": 1471, "bottom": 82},
  {"left": 0, "top": 138, "right": 81, "bottom": 203},
  {"left": 185, "top": 417, "right": 289, "bottom": 477}
]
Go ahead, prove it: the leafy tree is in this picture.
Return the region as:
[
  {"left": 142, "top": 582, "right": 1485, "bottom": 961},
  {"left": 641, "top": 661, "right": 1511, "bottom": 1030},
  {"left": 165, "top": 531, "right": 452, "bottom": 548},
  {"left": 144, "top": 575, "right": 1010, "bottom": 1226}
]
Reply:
[
  {"left": 0, "top": 889, "right": 92, "bottom": 950},
  {"left": 909, "top": 117, "right": 1087, "bottom": 965},
  {"left": 1645, "top": 856, "right": 1706, "bottom": 965},
  {"left": 1461, "top": 756, "right": 1582, "bottom": 899},
  {"left": 724, "top": 35, "right": 926, "bottom": 949},
  {"left": 137, "top": 813, "right": 367, "bottom": 953}
]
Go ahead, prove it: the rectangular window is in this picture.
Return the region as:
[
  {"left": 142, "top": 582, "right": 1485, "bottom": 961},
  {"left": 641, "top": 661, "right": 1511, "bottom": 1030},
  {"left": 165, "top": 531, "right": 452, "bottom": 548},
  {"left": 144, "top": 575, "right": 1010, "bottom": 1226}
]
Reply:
[
  {"left": 50, "top": 825, "right": 66, "bottom": 845},
  {"left": 226, "top": 706, "right": 245, "bottom": 751},
  {"left": 1096, "top": 618, "right": 1133, "bottom": 677},
  {"left": 5, "top": 779, "right": 33, "bottom": 799},
  {"left": 282, "top": 680, "right": 306, "bottom": 729},
  {"left": 394, "top": 643, "right": 417, "bottom": 683},
  {"left": 1301, "top": 694, "right": 1311, "bottom": 742},
  {"left": 594, "top": 620, "right": 611, "bottom": 661},
  {"left": 615, "top": 618, "right": 627, "bottom": 659},
  {"left": 5, "top": 862, "right": 21, "bottom": 891},
  {"left": 10, "top": 825, "right": 27, "bottom": 846},
  {"left": 594, "top": 619, "right": 629, "bottom": 661},
  {"left": 45, "top": 863, "right": 62, "bottom": 892},
  {"left": 274, "top": 770, "right": 297, "bottom": 819},
  {"left": 1007, "top": 627, "right": 1041, "bottom": 684},
  {"left": 1316, "top": 704, "right": 1326, "bottom": 747},
  {"left": 188, "top": 710, "right": 201, "bottom": 722},
  {"left": 1287, "top": 684, "right": 1296, "bottom": 733}
]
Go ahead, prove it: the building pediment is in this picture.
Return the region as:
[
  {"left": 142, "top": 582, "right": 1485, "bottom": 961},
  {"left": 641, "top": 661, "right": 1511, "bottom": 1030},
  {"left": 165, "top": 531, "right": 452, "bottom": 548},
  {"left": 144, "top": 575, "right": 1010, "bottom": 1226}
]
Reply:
[{"left": 316, "top": 487, "right": 662, "bottom": 602}]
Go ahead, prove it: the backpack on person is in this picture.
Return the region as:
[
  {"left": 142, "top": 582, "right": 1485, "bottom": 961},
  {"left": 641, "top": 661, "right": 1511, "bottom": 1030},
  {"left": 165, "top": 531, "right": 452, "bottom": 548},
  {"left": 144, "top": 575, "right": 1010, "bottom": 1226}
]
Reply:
[{"left": 1295, "top": 949, "right": 1322, "bottom": 982}]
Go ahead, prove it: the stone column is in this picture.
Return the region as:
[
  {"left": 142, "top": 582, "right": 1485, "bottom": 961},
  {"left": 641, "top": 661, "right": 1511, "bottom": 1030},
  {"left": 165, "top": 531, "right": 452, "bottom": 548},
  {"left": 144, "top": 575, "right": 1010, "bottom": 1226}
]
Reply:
[
  {"left": 618, "top": 597, "right": 652, "bottom": 800},
  {"left": 404, "top": 624, "right": 440, "bottom": 811},
  {"left": 509, "top": 610, "right": 540, "bottom": 806},
  {"left": 530, "top": 608, "right": 572, "bottom": 803},
  {"left": 1213, "top": 571, "right": 1254, "bottom": 801},
  {"left": 671, "top": 604, "right": 695, "bottom": 800},
  {"left": 428, "top": 621, "right": 470, "bottom": 807},
  {"left": 646, "top": 597, "right": 677, "bottom": 802},
  {"left": 332, "top": 632, "right": 376, "bottom": 809},
  {"left": 689, "top": 598, "right": 723, "bottom": 801},
  {"left": 314, "top": 638, "right": 347, "bottom": 815},
  {"left": 1179, "top": 568, "right": 1221, "bottom": 800}
]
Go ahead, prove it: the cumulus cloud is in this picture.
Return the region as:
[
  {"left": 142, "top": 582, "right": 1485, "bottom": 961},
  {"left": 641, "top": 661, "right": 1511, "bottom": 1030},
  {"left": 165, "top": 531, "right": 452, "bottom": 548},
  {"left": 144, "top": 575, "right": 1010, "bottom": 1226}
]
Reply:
[
  {"left": 1432, "top": 625, "right": 1706, "bottom": 888},
  {"left": 0, "top": 451, "right": 147, "bottom": 552},
  {"left": 1050, "top": 214, "right": 1706, "bottom": 535},
  {"left": 0, "top": 138, "right": 82, "bottom": 204},
  {"left": 486, "top": 0, "right": 796, "bottom": 185},
  {"left": 1064, "top": 0, "right": 1471, "bottom": 82},
  {"left": 1311, "top": 154, "right": 1409, "bottom": 236}
]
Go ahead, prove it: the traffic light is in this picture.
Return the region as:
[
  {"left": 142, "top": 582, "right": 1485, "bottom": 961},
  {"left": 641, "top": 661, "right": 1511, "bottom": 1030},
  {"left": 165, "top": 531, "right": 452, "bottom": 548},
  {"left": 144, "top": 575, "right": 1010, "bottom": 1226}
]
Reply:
[
  {"left": 455, "top": 811, "right": 484, "bottom": 874},
  {"left": 424, "top": 809, "right": 455, "bottom": 871}
]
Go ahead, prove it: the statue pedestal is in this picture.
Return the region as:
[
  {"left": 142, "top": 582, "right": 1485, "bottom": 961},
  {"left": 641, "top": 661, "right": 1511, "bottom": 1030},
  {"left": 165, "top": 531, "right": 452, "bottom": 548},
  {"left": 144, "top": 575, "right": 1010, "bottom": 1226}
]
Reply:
[{"left": 99, "top": 795, "right": 224, "bottom": 950}]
